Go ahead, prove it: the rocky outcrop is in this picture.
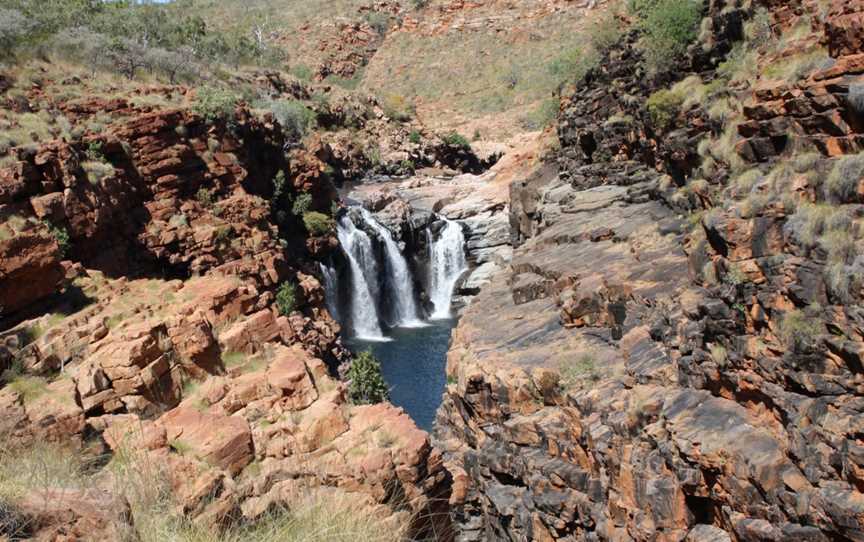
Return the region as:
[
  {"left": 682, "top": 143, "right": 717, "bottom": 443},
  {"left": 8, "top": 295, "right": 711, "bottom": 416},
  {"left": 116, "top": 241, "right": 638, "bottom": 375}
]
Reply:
[
  {"left": 737, "top": 14, "right": 864, "bottom": 160},
  {"left": 103, "top": 343, "right": 450, "bottom": 536},
  {"left": 10, "top": 488, "right": 134, "bottom": 541},
  {"left": 0, "top": 94, "right": 450, "bottom": 536},
  {"left": 436, "top": 1, "right": 864, "bottom": 540},
  {"left": 0, "top": 229, "right": 64, "bottom": 315}
]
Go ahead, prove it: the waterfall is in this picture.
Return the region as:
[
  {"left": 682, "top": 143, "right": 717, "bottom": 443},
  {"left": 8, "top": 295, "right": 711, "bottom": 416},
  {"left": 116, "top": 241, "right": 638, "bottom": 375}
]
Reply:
[
  {"left": 319, "top": 262, "right": 340, "bottom": 322},
  {"left": 336, "top": 216, "right": 389, "bottom": 341},
  {"left": 429, "top": 218, "right": 468, "bottom": 319},
  {"left": 359, "top": 209, "right": 426, "bottom": 328}
]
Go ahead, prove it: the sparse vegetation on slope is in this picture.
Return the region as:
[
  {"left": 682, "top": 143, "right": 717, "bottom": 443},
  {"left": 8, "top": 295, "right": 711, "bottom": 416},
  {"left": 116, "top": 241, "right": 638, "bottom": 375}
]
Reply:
[{"left": 0, "top": 440, "right": 405, "bottom": 542}]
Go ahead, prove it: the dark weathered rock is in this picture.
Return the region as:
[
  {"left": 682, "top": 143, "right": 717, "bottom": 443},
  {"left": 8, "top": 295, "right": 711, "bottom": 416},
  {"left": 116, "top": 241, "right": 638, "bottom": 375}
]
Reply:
[{"left": 436, "top": 1, "right": 864, "bottom": 540}]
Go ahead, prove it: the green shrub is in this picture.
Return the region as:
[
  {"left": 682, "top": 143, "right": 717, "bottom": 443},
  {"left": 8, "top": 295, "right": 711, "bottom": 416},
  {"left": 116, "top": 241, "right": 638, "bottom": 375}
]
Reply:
[
  {"left": 399, "top": 159, "right": 415, "bottom": 174},
  {"left": 548, "top": 46, "right": 600, "bottom": 87},
  {"left": 303, "top": 211, "right": 334, "bottom": 236},
  {"left": 0, "top": 356, "right": 24, "bottom": 386},
  {"left": 82, "top": 161, "right": 115, "bottom": 185},
  {"left": 637, "top": 0, "right": 704, "bottom": 73},
  {"left": 646, "top": 88, "right": 685, "bottom": 131},
  {"left": 586, "top": 10, "right": 622, "bottom": 53},
  {"left": 627, "top": 0, "right": 660, "bottom": 17},
  {"left": 443, "top": 132, "right": 470, "bottom": 148},
  {"left": 709, "top": 344, "right": 727, "bottom": 366},
  {"left": 786, "top": 203, "right": 848, "bottom": 249},
  {"left": 559, "top": 354, "right": 600, "bottom": 389},
  {"left": 289, "top": 63, "right": 313, "bottom": 81},
  {"left": 825, "top": 152, "right": 864, "bottom": 204},
  {"left": 46, "top": 223, "right": 70, "bottom": 258},
  {"left": 263, "top": 100, "right": 316, "bottom": 140},
  {"left": 521, "top": 98, "right": 560, "bottom": 130},
  {"left": 347, "top": 351, "right": 389, "bottom": 405},
  {"left": 196, "top": 188, "right": 214, "bottom": 208},
  {"left": 324, "top": 72, "right": 364, "bottom": 91},
  {"left": 381, "top": 94, "right": 414, "bottom": 122},
  {"left": 193, "top": 86, "right": 239, "bottom": 122},
  {"left": 85, "top": 141, "right": 104, "bottom": 162},
  {"left": 275, "top": 282, "right": 297, "bottom": 316},
  {"left": 821, "top": 230, "right": 857, "bottom": 264},
  {"left": 825, "top": 260, "right": 863, "bottom": 303},
  {"left": 292, "top": 192, "right": 313, "bottom": 216},
  {"left": 779, "top": 307, "right": 822, "bottom": 352},
  {"left": 364, "top": 11, "right": 390, "bottom": 34},
  {"left": 409, "top": 130, "right": 422, "bottom": 144},
  {"left": 0, "top": 9, "right": 34, "bottom": 57}
]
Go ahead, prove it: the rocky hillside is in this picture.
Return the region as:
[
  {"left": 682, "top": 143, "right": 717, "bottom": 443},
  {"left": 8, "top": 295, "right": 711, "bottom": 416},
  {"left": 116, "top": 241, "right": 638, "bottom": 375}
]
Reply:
[
  {"left": 188, "top": 0, "right": 606, "bottom": 140},
  {"left": 435, "top": 0, "right": 864, "bottom": 540},
  {"left": 0, "top": 74, "right": 452, "bottom": 538},
  {"left": 2, "top": 0, "right": 864, "bottom": 540}
]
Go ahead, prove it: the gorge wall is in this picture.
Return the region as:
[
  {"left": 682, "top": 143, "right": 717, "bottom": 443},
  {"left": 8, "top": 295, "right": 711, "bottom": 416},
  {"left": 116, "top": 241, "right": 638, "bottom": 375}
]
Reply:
[
  {"left": 0, "top": 96, "right": 453, "bottom": 539},
  {"left": 435, "top": 0, "right": 864, "bottom": 540}
]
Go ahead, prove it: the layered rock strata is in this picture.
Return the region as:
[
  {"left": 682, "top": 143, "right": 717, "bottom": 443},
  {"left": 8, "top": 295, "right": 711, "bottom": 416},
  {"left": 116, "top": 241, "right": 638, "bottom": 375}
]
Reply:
[
  {"left": 435, "top": 1, "right": 864, "bottom": 540},
  {"left": 0, "top": 100, "right": 451, "bottom": 538}
]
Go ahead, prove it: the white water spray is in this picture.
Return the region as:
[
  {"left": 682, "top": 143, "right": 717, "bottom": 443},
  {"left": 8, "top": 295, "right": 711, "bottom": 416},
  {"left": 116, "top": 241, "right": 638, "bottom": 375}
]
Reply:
[
  {"left": 359, "top": 209, "right": 426, "bottom": 328},
  {"left": 429, "top": 218, "right": 468, "bottom": 319},
  {"left": 336, "top": 216, "right": 389, "bottom": 341},
  {"left": 319, "top": 262, "right": 340, "bottom": 322}
]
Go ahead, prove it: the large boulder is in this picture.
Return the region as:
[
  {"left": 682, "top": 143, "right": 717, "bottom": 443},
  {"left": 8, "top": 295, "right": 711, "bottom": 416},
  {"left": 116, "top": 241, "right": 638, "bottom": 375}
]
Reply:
[
  {"left": 0, "top": 230, "right": 64, "bottom": 315},
  {"left": 158, "top": 406, "right": 253, "bottom": 476}
]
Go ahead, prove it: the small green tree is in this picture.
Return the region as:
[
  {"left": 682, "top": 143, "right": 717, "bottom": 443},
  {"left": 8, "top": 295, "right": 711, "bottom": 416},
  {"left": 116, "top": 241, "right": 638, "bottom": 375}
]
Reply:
[
  {"left": 292, "top": 192, "right": 313, "bottom": 216},
  {"left": 275, "top": 282, "right": 297, "bottom": 316},
  {"left": 193, "top": 86, "right": 239, "bottom": 122},
  {"left": 637, "top": 0, "right": 704, "bottom": 73},
  {"left": 45, "top": 223, "right": 70, "bottom": 258},
  {"left": 0, "top": 9, "right": 34, "bottom": 57},
  {"left": 303, "top": 211, "right": 335, "bottom": 236},
  {"left": 443, "top": 132, "right": 470, "bottom": 148},
  {"left": 347, "top": 351, "right": 389, "bottom": 405}
]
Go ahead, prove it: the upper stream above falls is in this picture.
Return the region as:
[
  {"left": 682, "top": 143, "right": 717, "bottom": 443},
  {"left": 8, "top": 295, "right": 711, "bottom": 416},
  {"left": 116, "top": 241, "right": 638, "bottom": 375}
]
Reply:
[{"left": 320, "top": 205, "right": 469, "bottom": 430}]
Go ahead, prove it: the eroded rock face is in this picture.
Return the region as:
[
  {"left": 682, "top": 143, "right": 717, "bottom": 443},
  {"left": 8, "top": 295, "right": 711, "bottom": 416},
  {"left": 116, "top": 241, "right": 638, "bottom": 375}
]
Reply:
[
  {"left": 436, "top": 1, "right": 864, "bottom": 540},
  {"left": 0, "top": 230, "right": 64, "bottom": 315},
  {"left": 0, "top": 96, "right": 452, "bottom": 535},
  {"left": 12, "top": 488, "right": 134, "bottom": 541},
  {"left": 102, "top": 343, "right": 450, "bottom": 537}
]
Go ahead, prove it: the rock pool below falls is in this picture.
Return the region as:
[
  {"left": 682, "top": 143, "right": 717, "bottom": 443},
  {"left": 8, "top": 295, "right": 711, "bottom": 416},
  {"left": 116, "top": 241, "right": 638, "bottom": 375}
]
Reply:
[{"left": 349, "top": 317, "right": 456, "bottom": 431}]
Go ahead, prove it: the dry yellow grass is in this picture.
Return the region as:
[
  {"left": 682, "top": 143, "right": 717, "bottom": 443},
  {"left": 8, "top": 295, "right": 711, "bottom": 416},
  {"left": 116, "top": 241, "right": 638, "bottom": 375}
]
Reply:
[{"left": 0, "top": 437, "right": 411, "bottom": 542}]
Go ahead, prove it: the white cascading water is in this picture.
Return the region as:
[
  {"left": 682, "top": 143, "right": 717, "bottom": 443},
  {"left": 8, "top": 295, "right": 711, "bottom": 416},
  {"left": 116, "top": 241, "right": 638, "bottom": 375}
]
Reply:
[
  {"left": 336, "top": 216, "right": 389, "bottom": 341},
  {"left": 429, "top": 218, "right": 468, "bottom": 319},
  {"left": 359, "top": 209, "right": 426, "bottom": 328},
  {"left": 318, "top": 262, "right": 340, "bottom": 322}
]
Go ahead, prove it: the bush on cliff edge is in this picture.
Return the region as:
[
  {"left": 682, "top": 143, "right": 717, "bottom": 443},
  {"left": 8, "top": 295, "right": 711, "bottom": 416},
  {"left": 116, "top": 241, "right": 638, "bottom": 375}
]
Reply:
[
  {"left": 633, "top": 0, "right": 704, "bottom": 74},
  {"left": 347, "top": 351, "right": 390, "bottom": 405},
  {"left": 275, "top": 282, "right": 298, "bottom": 316},
  {"left": 303, "top": 212, "right": 335, "bottom": 236}
]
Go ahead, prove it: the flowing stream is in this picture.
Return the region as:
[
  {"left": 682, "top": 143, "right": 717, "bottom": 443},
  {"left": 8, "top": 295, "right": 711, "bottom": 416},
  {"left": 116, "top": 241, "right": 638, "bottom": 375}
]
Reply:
[{"left": 429, "top": 218, "right": 468, "bottom": 319}]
